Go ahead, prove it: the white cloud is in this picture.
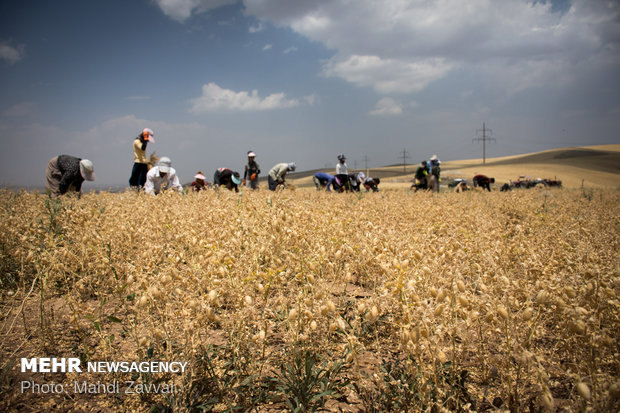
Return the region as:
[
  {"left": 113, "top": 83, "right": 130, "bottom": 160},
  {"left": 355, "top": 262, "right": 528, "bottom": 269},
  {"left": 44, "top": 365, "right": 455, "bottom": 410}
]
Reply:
[
  {"left": 249, "top": 22, "right": 264, "bottom": 33},
  {"left": 262, "top": 44, "right": 272, "bottom": 51},
  {"left": 243, "top": 0, "right": 620, "bottom": 94},
  {"left": 283, "top": 46, "right": 298, "bottom": 54},
  {"left": 323, "top": 55, "right": 452, "bottom": 94},
  {"left": 154, "top": 0, "right": 236, "bottom": 22},
  {"left": 0, "top": 41, "right": 24, "bottom": 64},
  {"left": 369, "top": 97, "right": 403, "bottom": 116},
  {"left": 190, "top": 82, "right": 302, "bottom": 112}
]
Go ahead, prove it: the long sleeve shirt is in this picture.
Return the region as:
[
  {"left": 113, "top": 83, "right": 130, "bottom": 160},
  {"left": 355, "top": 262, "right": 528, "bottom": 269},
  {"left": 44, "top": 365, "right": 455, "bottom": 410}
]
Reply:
[
  {"left": 133, "top": 137, "right": 148, "bottom": 164},
  {"left": 315, "top": 172, "right": 335, "bottom": 191},
  {"left": 269, "top": 163, "right": 289, "bottom": 183},
  {"left": 144, "top": 166, "right": 182, "bottom": 194},
  {"left": 56, "top": 154, "right": 85, "bottom": 194}
]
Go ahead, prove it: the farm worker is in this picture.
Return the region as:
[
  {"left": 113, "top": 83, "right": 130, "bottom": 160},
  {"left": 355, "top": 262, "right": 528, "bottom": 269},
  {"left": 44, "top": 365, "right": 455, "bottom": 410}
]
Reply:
[
  {"left": 364, "top": 177, "right": 380, "bottom": 192},
  {"left": 46, "top": 155, "right": 95, "bottom": 198},
  {"left": 334, "top": 154, "right": 351, "bottom": 192},
  {"left": 243, "top": 151, "right": 261, "bottom": 190},
  {"left": 313, "top": 172, "right": 336, "bottom": 192},
  {"left": 347, "top": 172, "right": 366, "bottom": 192},
  {"left": 268, "top": 162, "right": 296, "bottom": 191},
  {"left": 429, "top": 155, "right": 441, "bottom": 193},
  {"left": 454, "top": 181, "right": 469, "bottom": 193},
  {"left": 128, "top": 128, "right": 154, "bottom": 189},
  {"left": 411, "top": 161, "right": 429, "bottom": 191},
  {"left": 144, "top": 157, "right": 182, "bottom": 195},
  {"left": 213, "top": 168, "right": 242, "bottom": 192},
  {"left": 473, "top": 174, "right": 495, "bottom": 192},
  {"left": 190, "top": 171, "right": 208, "bottom": 192},
  {"left": 336, "top": 154, "right": 348, "bottom": 175}
]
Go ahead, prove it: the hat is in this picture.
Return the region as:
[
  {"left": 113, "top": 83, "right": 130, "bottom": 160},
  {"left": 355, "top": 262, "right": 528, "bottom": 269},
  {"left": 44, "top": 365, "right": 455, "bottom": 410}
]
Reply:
[
  {"left": 79, "top": 159, "right": 95, "bottom": 181},
  {"left": 430, "top": 155, "right": 438, "bottom": 161},
  {"left": 287, "top": 162, "right": 296, "bottom": 171},
  {"left": 142, "top": 128, "right": 155, "bottom": 142},
  {"left": 158, "top": 156, "right": 172, "bottom": 173},
  {"left": 231, "top": 172, "right": 242, "bottom": 185},
  {"left": 247, "top": 151, "right": 256, "bottom": 157},
  {"left": 194, "top": 173, "right": 206, "bottom": 180},
  {"left": 337, "top": 154, "right": 346, "bottom": 161},
  {"left": 358, "top": 172, "right": 366, "bottom": 181}
]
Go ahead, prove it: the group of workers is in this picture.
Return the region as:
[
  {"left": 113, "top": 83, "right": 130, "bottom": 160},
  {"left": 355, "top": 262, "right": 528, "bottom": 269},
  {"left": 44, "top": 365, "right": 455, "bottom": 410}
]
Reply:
[
  {"left": 313, "top": 154, "right": 381, "bottom": 193},
  {"left": 45, "top": 128, "right": 499, "bottom": 197}
]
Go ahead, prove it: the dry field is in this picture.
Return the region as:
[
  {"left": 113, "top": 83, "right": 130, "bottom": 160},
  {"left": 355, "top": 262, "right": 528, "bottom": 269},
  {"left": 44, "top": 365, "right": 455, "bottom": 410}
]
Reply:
[{"left": 0, "top": 187, "right": 619, "bottom": 412}]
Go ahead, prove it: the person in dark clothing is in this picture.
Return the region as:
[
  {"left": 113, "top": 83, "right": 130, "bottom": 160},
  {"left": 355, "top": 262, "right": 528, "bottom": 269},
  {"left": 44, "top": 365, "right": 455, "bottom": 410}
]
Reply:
[
  {"left": 129, "top": 128, "right": 154, "bottom": 189},
  {"left": 364, "top": 177, "right": 380, "bottom": 192},
  {"left": 214, "top": 168, "right": 242, "bottom": 192},
  {"left": 243, "top": 151, "right": 261, "bottom": 190},
  {"left": 473, "top": 174, "right": 495, "bottom": 191},
  {"left": 429, "top": 156, "right": 441, "bottom": 193},
  {"left": 348, "top": 172, "right": 366, "bottom": 192},
  {"left": 46, "top": 155, "right": 95, "bottom": 198},
  {"left": 190, "top": 172, "right": 208, "bottom": 192},
  {"left": 411, "top": 161, "right": 429, "bottom": 191}
]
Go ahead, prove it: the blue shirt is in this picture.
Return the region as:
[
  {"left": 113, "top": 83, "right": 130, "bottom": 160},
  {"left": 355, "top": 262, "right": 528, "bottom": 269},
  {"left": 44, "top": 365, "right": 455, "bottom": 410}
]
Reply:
[{"left": 315, "top": 172, "right": 335, "bottom": 191}]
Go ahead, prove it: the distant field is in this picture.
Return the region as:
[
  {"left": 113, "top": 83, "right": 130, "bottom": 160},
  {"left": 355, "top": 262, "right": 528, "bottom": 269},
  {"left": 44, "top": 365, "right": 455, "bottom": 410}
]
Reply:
[{"left": 289, "top": 144, "right": 620, "bottom": 190}]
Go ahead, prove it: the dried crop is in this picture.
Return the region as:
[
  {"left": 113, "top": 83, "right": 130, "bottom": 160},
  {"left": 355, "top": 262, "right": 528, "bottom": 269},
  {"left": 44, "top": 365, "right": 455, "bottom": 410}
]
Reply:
[{"left": 0, "top": 188, "right": 618, "bottom": 412}]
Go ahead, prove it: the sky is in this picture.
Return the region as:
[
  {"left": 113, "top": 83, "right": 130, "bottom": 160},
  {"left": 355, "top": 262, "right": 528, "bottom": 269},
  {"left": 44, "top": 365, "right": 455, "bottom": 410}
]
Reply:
[{"left": 0, "top": 0, "right": 619, "bottom": 188}]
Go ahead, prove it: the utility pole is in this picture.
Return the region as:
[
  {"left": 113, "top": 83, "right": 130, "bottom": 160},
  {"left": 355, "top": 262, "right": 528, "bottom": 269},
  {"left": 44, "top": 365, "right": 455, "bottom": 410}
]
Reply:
[
  {"left": 363, "top": 154, "right": 370, "bottom": 177},
  {"left": 473, "top": 123, "right": 496, "bottom": 165},
  {"left": 400, "top": 148, "right": 411, "bottom": 173}
]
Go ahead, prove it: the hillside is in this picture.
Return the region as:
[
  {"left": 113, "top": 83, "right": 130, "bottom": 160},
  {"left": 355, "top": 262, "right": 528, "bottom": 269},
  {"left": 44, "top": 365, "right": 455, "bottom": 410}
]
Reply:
[{"left": 288, "top": 144, "right": 620, "bottom": 189}]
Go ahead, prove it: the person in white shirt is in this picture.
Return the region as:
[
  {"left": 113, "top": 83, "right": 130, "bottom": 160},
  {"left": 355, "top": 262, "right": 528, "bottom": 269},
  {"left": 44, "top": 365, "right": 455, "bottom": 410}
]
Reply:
[
  {"left": 336, "top": 154, "right": 348, "bottom": 175},
  {"left": 144, "top": 157, "right": 182, "bottom": 195}
]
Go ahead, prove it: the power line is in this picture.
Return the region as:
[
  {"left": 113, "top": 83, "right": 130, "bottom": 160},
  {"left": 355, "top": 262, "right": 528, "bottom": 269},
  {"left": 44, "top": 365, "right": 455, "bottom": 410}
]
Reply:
[
  {"left": 472, "top": 123, "right": 496, "bottom": 165},
  {"left": 399, "top": 148, "right": 411, "bottom": 173}
]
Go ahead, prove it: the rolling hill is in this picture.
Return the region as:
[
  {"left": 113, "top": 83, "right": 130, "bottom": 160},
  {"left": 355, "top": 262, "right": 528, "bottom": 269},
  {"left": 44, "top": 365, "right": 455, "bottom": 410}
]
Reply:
[{"left": 287, "top": 144, "right": 620, "bottom": 190}]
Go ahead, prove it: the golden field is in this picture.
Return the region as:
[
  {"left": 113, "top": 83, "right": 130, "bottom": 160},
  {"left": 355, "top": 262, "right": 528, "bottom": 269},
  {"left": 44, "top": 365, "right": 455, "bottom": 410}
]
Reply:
[{"left": 0, "top": 185, "right": 619, "bottom": 412}]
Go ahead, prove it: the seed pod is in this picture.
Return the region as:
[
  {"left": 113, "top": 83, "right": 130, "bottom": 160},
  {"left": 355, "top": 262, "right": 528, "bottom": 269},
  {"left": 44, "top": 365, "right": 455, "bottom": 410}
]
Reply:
[
  {"left": 564, "top": 286, "right": 576, "bottom": 298},
  {"left": 437, "top": 351, "right": 447, "bottom": 363},
  {"left": 150, "top": 287, "right": 161, "bottom": 299},
  {"left": 244, "top": 295, "right": 253, "bottom": 306},
  {"left": 576, "top": 382, "right": 591, "bottom": 400},
  {"left": 310, "top": 320, "right": 318, "bottom": 331},
  {"left": 498, "top": 306, "right": 509, "bottom": 320},
  {"left": 138, "top": 295, "right": 148, "bottom": 307},
  {"left": 457, "top": 280, "right": 466, "bottom": 293},
  {"left": 326, "top": 300, "right": 336, "bottom": 313},
  {"left": 434, "top": 304, "right": 445, "bottom": 316},
  {"left": 522, "top": 307, "right": 534, "bottom": 321},
  {"left": 289, "top": 308, "right": 298, "bottom": 320},
  {"left": 335, "top": 250, "right": 342, "bottom": 260},
  {"left": 570, "top": 320, "right": 586, "bottom": 335},
  {"left": 257, "top": 283, "right": 265, "bottom": 294},
  {"left": 458, "top": 295, "right": 469, "bottom": 308},
  {"left": 541, "top": 391, "right": 554, "bottom": 409}
]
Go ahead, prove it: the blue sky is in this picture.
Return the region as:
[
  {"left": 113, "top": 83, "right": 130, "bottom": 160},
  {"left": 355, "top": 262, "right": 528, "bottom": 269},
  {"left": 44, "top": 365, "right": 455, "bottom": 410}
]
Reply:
[{"left": 0, "top": 0, "right": 618, "bottom": 187}]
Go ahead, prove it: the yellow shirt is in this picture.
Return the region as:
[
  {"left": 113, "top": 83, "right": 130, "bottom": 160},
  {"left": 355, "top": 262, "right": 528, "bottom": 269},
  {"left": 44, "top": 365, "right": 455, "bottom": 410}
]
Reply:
[{"left": 133, "top": 138, "right": 147, "bottom": 164}]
